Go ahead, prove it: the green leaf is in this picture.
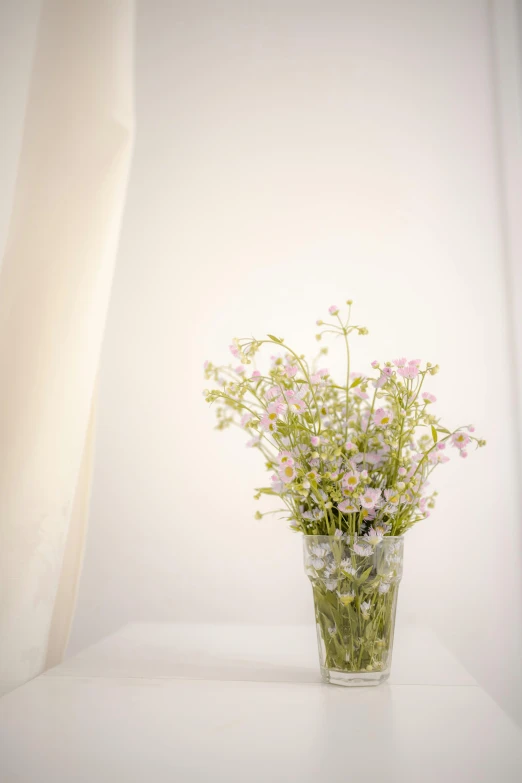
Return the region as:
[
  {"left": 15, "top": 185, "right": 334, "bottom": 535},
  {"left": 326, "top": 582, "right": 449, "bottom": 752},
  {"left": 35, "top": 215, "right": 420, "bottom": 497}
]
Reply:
[
  {"left": 267, "top": 334, "right": 283, "bottom": 344},
  {"left": 350, "top": 376, "right": 362, "bottom": 388},
  {"left": 437, "top": 427, "right": 451, "bottom": 435},
  {"left": 255, "top": 487, "right": 277, "bottom": 495},
  {"left": 431, "top": 425, "right": 438, "bottom": 444},
  {"left": 364, "top": 621, "right": 374, "bottom": 639},
  {"left": 357, "top": 566, "right": 374, "bottom": 585}
]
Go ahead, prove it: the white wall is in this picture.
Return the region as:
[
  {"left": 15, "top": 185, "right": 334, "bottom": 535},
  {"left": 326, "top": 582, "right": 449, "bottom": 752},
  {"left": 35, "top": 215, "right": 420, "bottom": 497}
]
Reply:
[{"left": 67, "top": 0, "right": 522, "bottom": 719}]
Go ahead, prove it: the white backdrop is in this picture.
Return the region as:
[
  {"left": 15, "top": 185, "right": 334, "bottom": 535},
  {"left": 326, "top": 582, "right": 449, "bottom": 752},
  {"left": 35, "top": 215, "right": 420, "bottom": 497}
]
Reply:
[{"left": 3, "top": 1, "right": 519, "bottom": 719}]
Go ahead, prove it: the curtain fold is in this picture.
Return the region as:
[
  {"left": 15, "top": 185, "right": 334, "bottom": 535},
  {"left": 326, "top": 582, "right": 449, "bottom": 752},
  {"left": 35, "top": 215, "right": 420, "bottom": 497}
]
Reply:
[{"left": 0, "top": 0, "right": 134, "bottom": 695}]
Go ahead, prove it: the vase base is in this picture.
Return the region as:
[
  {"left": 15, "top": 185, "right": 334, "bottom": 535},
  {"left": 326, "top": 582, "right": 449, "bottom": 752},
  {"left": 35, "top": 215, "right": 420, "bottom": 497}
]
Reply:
[{"left": 321, "top": 666, "right": 390, "bottom": 687}]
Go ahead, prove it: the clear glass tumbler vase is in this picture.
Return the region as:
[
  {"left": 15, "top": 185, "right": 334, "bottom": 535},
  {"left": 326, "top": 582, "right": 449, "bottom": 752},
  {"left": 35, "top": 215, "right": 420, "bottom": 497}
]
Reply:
[{"left": 303, "top": 534, "right": 404, "bottom": 687}]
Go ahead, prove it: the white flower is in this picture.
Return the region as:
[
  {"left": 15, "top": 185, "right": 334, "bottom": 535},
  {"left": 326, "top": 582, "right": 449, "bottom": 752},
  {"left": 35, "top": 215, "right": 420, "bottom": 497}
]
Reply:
[
  {"left": 312, "top": 545, "right": 327, "bottom": 557},
  {"left": 353, "top": 542, "right": 373, "bottom": 557},
  {"left": 325, "top": 579, "right": 338, "bottom": 591},
  {"left": 340, "top": 559, "right": 357, "bottom": 576},
  {"left": 360, "top": 601, "right": 371, "bottom": 618},
  {"left": 363, "top": 526, "right": 384, "bottom": 546},
  {"left": 310, "top": 557, "right": 325, "bottom": 570},
  {"left": 328, "top": 625, "right": 337, "bottom": 636},
  {"left": 378, "top": 581, "right": 391, "bottom": 594}
]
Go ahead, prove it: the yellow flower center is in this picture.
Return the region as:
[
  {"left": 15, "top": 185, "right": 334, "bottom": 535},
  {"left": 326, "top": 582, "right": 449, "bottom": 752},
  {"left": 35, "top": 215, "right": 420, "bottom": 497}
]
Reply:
[{"left": 284, "top": 466, "right": 294, "bottom": 478}]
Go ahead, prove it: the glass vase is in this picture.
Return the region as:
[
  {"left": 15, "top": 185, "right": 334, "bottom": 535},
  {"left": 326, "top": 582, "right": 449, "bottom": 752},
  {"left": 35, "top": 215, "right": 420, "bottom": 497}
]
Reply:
[{"left": 303, "top": 534, "right": 404, "bottom": 686}]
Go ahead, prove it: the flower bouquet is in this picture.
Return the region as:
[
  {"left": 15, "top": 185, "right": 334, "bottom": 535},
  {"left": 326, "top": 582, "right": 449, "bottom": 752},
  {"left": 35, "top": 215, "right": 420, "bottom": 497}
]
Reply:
[{"left": 204, "top": 302, "right": 484, "bottom": 686}]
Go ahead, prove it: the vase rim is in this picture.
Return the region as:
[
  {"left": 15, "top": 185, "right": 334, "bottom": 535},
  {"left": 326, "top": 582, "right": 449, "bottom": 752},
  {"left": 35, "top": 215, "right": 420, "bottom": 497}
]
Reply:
[{"left": 302, "top": 533, "right": 404, "bottom": 541}]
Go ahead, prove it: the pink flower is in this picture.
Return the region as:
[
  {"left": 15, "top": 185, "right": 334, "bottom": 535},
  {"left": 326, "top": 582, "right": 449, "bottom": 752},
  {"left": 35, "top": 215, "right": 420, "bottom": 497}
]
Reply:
[
  {"left": 373, "top": 374, "right": 387, "bottom": 389},
  {"left": 452, "top": 432, "right": 470, "bottom": 450},
  {"left": 373, "top": 408, "right": 393, "bottom": 427},
  {"left": 468, "top": 425, "right": 475, "bottom": 432},
  {"left": 240, "top": 413, "right": 252, "bottom": 427},
  {"left": 251, "top": 370, "right": 261, "bottom": 378},
  {"left": 287, "top": 397, "right": 307, "bottom": 414},
  {"left": 382, "top": 366, "right": 393, "bottom": 377},
  {"left": 429, "top": 450, "right": 450, "bottom": 464},
  {"left": 371, "top": 360, "right": 379, "bottom": 368},
  {"left": 246, "top": 436, "right": 260, "bottom": 448},
  {"left": 384, "top": 489, "right": 400, "bottom": 505},
  {"left": 271, "top": 474, "right": 284, "bottom": 493},
  {"left": 344, "top": 441, "right": 357, "bottom": 451},
  {"left": 354, "top": 387, "right": 369, "bottom": 400},
  {"left": 398, "top": 364, "right": 419, "bottom": 379},
  {"left": 360, "top": 488, "right": 381, "bottom": 509},
  {"left": 338, "top": 499, "right": 357, "bottom": 513},
  {"left": 393, "top": 358, "right": 407, "bottom": 368},
  {"left": 422, "top": 392, "right": 437, "bottom": 403},
  {"left": 398, "top": 467, "right": 407, "bottom": 476},
  {"left": 260, "top": 415, "right": 278, "bottom": 433},
  {"left": 279, "top": 464, "right": 296, "bottom": 484},
  {"left": 265, "top": 402, "right": 283, "bottom": 423},
  {"left": 235, "top": 365, "right": 245, "bottom": 375},
  {"left": 437, "top": 442, "right": 446, "bottom": 450},
  {"left": 266, "top": 386, "right": 280, "bottom": 400},
  {"left": 229, "top": 344, "right": 240, "bottom": 358},
  {"left": 203, "top": 360, "right": 210, "bottom": 370},
  {"left": 342, "top": 472, "right": 359, "bottom": 490},
  {"left": 460, "top": 450, "right": 468, "bottom": 459},
  {"left": 310, "top": 368, "right": 329, "bottom": 384},
  {"left": 285, "top": 365, "right": 298, "bottom": 378},
  {"left": 329, "top": 305, "right": 339, "bottom": 315},
  {"left": 409, "top": 359, "right": 421, "bottom": 367},
  {"left": 278, "top": 450, "right": 294, "bottom": 465},
  {"left": 311, "top": 436, "right": 320, "bottom": 447}
]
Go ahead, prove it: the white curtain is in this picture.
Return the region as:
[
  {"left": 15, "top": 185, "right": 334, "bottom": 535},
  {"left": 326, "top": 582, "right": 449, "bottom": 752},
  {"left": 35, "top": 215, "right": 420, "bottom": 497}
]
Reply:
[{"left": 0, "top": 0, "right": 134, "bottom": 694}]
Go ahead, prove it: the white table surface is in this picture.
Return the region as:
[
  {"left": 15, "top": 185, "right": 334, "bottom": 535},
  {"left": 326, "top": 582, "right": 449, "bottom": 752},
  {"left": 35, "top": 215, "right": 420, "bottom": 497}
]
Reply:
[{"left": 1, "top": 622, "right": 521, "bottom": 782}]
